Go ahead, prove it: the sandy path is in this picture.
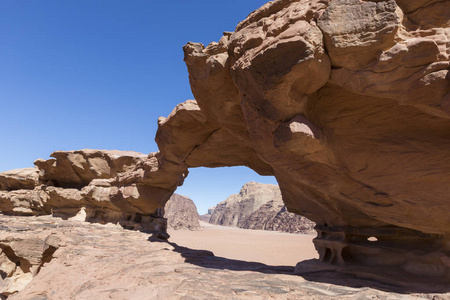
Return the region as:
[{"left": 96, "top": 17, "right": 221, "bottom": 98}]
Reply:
[{"left": 168, "top": 221, "right": 318, "bottom": 266}]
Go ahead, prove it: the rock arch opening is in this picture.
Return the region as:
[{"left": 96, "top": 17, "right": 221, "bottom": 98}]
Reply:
[{"left": 165, "top": 166, "right": 318, "bottom": 267}]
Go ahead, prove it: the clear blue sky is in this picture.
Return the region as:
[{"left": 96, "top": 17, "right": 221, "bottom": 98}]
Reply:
[{"left": 0, "top": 0, "right": 277, "bottom": 214}]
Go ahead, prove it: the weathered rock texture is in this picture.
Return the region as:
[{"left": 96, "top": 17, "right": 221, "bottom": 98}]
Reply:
[
  {"left": 4, "top": 215, "right": 447, "bottom": 299},
  {"left": 209, "top": 182, "right": 315, "bottom": 234},
  {"left": 154, "top": 0, "right": 450, "bottom": 284},
  {"left": 0, "top": 149, "right": 184, "bottom": 236},
  {"left": 1, "top": 0, "right": 449, "bottom": 287},
  {"left": 243, "top": 198, "right": 316, "bottom": 235},
  {"left": 164, "top": 193, "right": 201, "bottom": 230}
]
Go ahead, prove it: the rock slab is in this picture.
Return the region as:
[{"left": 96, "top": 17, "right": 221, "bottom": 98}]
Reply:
[{"left": 2, "top": 215, "right": 448, "bottom": 299}]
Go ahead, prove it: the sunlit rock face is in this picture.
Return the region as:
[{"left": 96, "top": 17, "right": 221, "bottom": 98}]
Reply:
[
  {"left": 209, "top": 182, "right": 315, "bottom": 234},
  {"left": 0, "top": 150, "right": 179, "bottom": 236},
  {"left": 156, "top": 0, "right": 450, "bottom": 284}
]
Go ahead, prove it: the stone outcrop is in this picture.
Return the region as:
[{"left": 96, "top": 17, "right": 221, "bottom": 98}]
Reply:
[
  {"left": 0, "top": 221, "right": 60, "bottom": 297},
  {"left": 209, "top": 182, "right": 280, "bottom": 227},
  {"left": 242, "top": 198, "right": 316, "bottom": 235},
  {"left": 154, "top": 0, "right": 450, "bottom": 284},
  {"left": 0, "top": 168, "right": 39, "bottom": 191},
  {"left": 164, "top": 194, "right": 201, "bottom": 230},
  {"left": 5, "top": 215, "right": 449, "bottom": 299},
  {"left": 0, "top": 149, "right": 183, "bottom": 237},
  {"left": 209, "top": 182, "right": 314, "bottom": 234}
]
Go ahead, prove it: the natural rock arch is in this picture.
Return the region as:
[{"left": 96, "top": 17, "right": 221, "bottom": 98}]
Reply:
[
  {"left": 156, "top": 0, "right": 450, "bottom": 286},
  {"left": 0, "top": 0, "right": 449, "bottom": 288}
]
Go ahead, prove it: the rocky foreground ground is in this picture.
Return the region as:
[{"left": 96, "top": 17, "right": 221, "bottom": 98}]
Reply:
[{"left": 1, "top": 215, "right": 449, "bottom": 300}]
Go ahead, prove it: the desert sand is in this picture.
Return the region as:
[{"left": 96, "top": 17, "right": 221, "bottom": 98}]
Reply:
[{"left": 168, "top": 221, "right": 318, "bottom": 266}]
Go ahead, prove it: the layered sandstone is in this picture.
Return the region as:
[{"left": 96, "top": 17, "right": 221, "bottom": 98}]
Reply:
[
  {"left": 242, "top": 199, "right": 316, "bottom": 235},
  {"left": 154, "top": 0, "right": 450, "bottom": 284},
  {"left": 0, "top": 150, "right": 182, "bottom": 236},
  {"left": 209, "top": 182, "right": 315, "bottom": 234}
]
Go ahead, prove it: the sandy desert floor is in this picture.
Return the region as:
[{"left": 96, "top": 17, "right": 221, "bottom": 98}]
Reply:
[{"left": 168, "top": 221, "right": 318, "bottom": 266}]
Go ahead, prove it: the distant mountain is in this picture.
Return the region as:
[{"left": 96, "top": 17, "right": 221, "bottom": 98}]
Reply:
[
  {"left": 164, "top": 193, "right": 201, "bottom": 230},
  {"left": 199, "top": 206, "right": 215, "bottom": 222},
  {"left": 209, "top": 182, "right": 315, "bottom": 234}
]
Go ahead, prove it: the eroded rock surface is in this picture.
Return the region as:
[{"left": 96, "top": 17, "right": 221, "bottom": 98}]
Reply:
[
  {"left": 1, "top": 0, "right": 449, "bottom": 288},
  {"left": 209, "top": 182, "right": 315, "bottom": 234},
  {"left": 0, "top": 150, "right": 181, "bottom": 236},
  {"left": 242, "top": 199, "right": 316, "bottom": 235},
  {"left": 3, "top": 215, "right": 449, "bottom": 299},
  {"left": 154, "top": 0, "right": 450, "bottom": 284}
]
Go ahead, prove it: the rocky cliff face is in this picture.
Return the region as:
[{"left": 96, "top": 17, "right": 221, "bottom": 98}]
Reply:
[
  {"left": 164, "top": 193, "right": 201, "bottom": 230},
  {"left": 209, "top": 182, "right": 280, "bottom": 227},
  {"left": 155, "top": 0, "right": 450, "bottom": 284},
  {"left": 242, "top": 199, "right": 316, "bottom": 235},
  {"left": 209, "top": 182, "right": 315, "bottom": 234}
]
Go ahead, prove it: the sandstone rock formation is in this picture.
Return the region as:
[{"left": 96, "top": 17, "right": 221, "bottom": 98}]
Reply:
[
  {"left": 164, "top": 193, "right": 201, "bottom": 230},
  {"left": 0, "top": 221, "right": 59, "bottom": 297},
  {"left": 209, "top": 182, "right": 280, "bottom": 227},
  {"left": 0, "top": 168, "right": 38, "bottom": 191},
  {"left": 1, "top": 0, "right": 449, "bottom": 287},
  {"left": 4, "top": 215, "right": 448, "bottom": 299},
  {"left": 0, "top": 149, "right": 182, "bottom": 236},
  {"left": 209, "top": 182, "right": 315, "bottom": 234},
  {"left": 154, "top": 0, "right": 450, "bottom": 284},
  {"left": 242, "top": 198, "right": 316, "bottom": 235}
]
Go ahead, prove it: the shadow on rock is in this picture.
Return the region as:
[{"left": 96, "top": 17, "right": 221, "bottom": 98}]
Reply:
[
  {"left": 149, "top": 234, "right": 450, "bottom": 295},
  {"left": 296, "top": 259, "right": 450, "bottom": 295}
]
